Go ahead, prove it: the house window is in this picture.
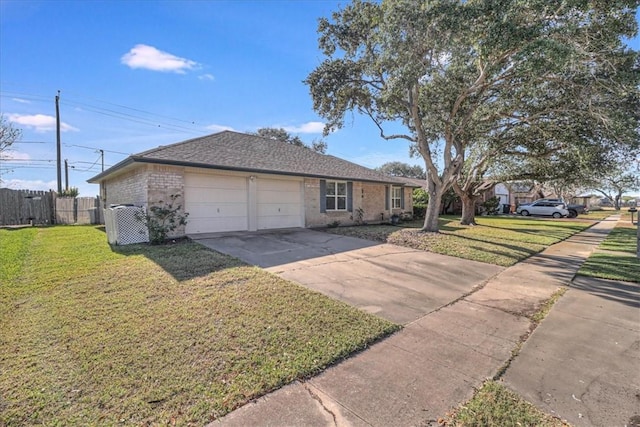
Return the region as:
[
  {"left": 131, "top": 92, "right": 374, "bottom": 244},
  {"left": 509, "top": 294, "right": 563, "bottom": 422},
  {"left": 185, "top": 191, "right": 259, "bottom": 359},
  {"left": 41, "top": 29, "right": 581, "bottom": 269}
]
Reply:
[
  {"left": 326, "top": 181, "right": 347, "bottom": 210},
  {"left": 391, "top": 186, "right": 402, "bottom": 209}
]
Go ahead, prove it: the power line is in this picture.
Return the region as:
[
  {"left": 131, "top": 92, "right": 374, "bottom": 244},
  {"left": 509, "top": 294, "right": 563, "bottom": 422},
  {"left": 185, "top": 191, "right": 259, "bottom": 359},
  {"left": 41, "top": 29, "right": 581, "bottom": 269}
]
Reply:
[
  {"left": 0, "top": 159, "right": 56, "bottom": 162},
  {"left": 0, "top": 91, "right": 52, "bottom": 103},
  {"left": 61, "top": 99, "right": 203, "bottom": 135},
  {"left": 63, "top": 143, "right": 130, "bottom": 155},
  {"left": 72, "top": 153, "right": 102, "bottom": 172},
  {"left": 62, "top": 91, "right": 199, "bottom": 126},
  {"left": 3, "top": 87, "right": 216, "bottom": 137}
]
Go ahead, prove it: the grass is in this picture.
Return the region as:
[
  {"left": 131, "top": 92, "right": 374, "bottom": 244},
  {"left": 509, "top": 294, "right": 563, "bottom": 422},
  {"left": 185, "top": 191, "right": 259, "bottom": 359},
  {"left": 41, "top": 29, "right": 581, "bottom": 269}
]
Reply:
[
  {"left": 578, "top": 210, "right": 616, "bottom": 220},
  {"left": 327, "top": 216, "right": 593, "bottom": 266},
  {"left": 0, "top": 226, "right": 398, "bottom": 426},
  {"left": 441, "top": 380, "right": 568, "bottom": 427},
  {"left": 578, "top": 220, "right": 639, "bottom": 283}
]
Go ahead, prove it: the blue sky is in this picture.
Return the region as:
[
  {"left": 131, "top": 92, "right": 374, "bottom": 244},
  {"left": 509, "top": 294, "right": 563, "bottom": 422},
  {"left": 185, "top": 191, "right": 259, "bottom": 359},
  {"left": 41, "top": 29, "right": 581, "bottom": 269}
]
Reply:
[{"left": 1, "top": 1, "right": 638, "bottom": 197}]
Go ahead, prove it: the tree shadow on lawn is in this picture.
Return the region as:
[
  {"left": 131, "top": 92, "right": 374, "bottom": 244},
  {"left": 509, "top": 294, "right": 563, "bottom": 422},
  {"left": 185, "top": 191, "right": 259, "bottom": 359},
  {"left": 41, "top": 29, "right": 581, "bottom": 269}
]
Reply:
[
  {"left": 572, "top": 275, "right": 640, "bottom": 309},
  {"left": 459, "top": 237, "right": 543, "bottom": 265},
  {"left": 111, "top": 240, "right": 246, "bottom": 282}
]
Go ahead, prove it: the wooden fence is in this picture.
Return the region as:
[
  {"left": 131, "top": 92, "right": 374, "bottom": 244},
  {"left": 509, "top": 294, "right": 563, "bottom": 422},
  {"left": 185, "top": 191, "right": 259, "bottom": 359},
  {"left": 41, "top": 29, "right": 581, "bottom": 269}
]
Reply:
[{"left": 0, "top": 188, "right": 103, "bottom": 226}]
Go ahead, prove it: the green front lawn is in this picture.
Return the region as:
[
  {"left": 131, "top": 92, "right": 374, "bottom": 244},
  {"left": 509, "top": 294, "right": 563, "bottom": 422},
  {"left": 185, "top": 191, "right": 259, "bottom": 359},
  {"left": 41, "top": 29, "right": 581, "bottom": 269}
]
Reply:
[
  {"left": 327, "top": 216, "right": 593, "bottom": 266},
  {"left": 0, "top": 226, "right": 398, "bottom": 426},
  {"left": 578, "top": 222, "right": 639, "bottom": 282}
]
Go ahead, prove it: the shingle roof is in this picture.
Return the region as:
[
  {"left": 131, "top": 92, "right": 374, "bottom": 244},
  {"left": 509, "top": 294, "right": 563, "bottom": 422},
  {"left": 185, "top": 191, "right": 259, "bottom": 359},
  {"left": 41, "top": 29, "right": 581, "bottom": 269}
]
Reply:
[{"left": 89, "top": 131, "right": 418, "bottom": 186}]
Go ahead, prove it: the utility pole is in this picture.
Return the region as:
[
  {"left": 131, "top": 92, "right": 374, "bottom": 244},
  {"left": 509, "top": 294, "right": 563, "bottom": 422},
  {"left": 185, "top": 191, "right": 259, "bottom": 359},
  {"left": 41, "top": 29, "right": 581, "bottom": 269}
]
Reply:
[
  {"left": 100, "top": 149, "right": 104, "bottom": 171},
  {"left": 64, "top": 159, "right": 69, "bottom": 191},
  {"left": 55, "top": 91, "right": 62, "bottom": 193}
]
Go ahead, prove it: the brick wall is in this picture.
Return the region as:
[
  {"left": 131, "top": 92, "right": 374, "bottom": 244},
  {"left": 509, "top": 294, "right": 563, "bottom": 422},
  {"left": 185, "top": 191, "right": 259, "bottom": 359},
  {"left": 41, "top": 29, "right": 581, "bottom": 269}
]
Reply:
[
  {"left": 103, "top": 167, "right": 148, "bottom": 207},
  {"left": 361, "top": 183, "right": 387, "bottom": 223},
  {"left": 146, "top": 165, "right": 186, "bottom": 238},
  {"left": 103, "top": 164, "right": 187, "bottom": 238},
  {"left": 304, "top": 178, "right": 391, "bottom": 227}
]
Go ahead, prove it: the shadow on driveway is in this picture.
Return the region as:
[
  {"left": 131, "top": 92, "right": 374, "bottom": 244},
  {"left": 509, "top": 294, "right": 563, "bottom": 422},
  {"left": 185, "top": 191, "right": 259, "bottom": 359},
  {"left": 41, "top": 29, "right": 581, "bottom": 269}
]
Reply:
[
  {"left": 191, "top": 228, "right": 504, "bottom": 324},
  {"left": 190, "top": 228, "right": 379, "bottom": 268}
]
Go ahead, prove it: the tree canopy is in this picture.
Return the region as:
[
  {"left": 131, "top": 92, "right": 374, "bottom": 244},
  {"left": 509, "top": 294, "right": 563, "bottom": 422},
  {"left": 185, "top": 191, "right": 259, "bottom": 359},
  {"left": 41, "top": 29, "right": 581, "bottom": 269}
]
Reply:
[
  {"left": 253, "top": 127, "right": 327, "bottom": 154},
  {"left": 306, "top": 0, "right": 639, "bottom": 231},
  {"left": 376, "top": 161, "right": 426, "bottom": 179}
]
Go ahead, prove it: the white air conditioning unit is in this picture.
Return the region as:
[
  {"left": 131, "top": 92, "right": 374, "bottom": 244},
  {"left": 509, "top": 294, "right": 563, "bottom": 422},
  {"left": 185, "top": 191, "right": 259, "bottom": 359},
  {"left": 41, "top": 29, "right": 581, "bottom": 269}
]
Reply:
[{"left": 103, "top": 205, "right": 149, "bottom": 245}]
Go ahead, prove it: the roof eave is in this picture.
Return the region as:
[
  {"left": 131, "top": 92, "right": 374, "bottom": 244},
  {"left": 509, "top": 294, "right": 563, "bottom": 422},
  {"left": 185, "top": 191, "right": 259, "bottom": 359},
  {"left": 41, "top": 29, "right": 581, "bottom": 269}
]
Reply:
[{"left": 87, "top": 157, "right": 136, "bottom": 183}]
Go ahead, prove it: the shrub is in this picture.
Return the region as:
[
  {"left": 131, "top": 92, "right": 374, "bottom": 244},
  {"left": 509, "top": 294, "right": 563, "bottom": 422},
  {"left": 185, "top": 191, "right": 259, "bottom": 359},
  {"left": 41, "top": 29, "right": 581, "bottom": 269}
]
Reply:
[
  {"left": 354, "top": 207, "right": 365, "bottom": 225},
  {"left": 413, "top": 204, "right": 427, "bottom": 219},
  {"left": 138, "top": 194, "right": 189, "bottom": 245},
  {"left": 58, "top": 187, "right": 79, "bottom": 198},
  {"left": 481, "top": 196, "right": 500, "bottom": 215}
]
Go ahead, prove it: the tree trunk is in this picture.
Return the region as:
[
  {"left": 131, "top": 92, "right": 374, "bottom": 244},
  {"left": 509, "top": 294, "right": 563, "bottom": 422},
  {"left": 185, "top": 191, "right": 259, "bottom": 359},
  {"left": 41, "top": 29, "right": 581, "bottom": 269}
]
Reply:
[
  {"left": 614, "top": 192, "right": 622, "bottom": 210},
  {"left": 422, "top": 178, "right": 443, "bottom": 232},
  {"left": 459, "top": 193, "right": 477, "bottom": 225}
]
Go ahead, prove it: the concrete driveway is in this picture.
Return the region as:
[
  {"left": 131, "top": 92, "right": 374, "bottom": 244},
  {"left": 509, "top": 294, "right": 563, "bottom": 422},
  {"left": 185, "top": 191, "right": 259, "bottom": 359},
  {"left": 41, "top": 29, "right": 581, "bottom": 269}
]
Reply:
[{"left": 191, "top": 228, "right": 504, "bottom": 324}]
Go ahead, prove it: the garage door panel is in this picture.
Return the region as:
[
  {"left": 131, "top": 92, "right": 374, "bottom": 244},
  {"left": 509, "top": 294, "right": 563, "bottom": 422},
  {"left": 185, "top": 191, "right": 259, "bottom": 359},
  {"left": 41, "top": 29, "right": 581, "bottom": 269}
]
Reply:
[
  {"left": 258, "top": 215, "right": 301, "bottom": 230},
  {"left": 187, "top": 203, "right": 248, "bottom": 218},
  {"left": 257, "top": 204, "right": 301, "bottom": 216},
  {"left": 190, "top": 189, "right": 247, "bottom": 204},
  {"left": 184, "top": 173, "right": 248, "bottom": 233},
  {"left": 186, "top": 217, "right": 247, "bottom": 234},
  {"left": 186, "top": 174, "right": 246, "bottom": 190},
  {"left": 258, "top": 179, "right": 299, "bottom": 192},
  {"left": 256, "top": 178, "right": 302, "bottom": 230},
  {"left": 257, "top": 190, "right": 300, "bottom": 204}
]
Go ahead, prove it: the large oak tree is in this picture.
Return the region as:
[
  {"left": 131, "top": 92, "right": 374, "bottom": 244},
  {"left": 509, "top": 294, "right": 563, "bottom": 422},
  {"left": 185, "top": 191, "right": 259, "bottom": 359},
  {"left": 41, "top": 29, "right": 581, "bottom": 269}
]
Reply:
[{"left": 306, "top": 0, "right": 639, "bottom": 231}]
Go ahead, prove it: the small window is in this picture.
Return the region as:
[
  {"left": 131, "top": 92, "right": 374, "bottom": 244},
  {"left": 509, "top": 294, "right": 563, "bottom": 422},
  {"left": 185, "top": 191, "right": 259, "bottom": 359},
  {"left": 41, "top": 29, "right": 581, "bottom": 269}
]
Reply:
[
  {"left": 391, "top": 187, "right": 402, "bottom": 209},
  {"left": 326, "top": 181, "right": 347, "bottom": 211}
]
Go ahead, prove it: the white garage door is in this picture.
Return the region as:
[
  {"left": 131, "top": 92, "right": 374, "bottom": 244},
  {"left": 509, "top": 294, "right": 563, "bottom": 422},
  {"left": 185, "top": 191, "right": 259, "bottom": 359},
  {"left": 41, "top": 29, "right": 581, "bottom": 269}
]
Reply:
[
  {"left": 184, "top": 173, "right": 248, "bottom": 233},
  {"left": 257, "top": 178, "right": 302, "bottom": 229}
]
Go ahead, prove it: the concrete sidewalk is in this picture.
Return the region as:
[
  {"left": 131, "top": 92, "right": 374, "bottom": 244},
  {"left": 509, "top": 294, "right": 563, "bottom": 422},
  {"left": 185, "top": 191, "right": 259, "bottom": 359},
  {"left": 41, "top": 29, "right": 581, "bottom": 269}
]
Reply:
[
  {"left": 503, "top": 275, "right": 639, "bottom": 427},
  {"left": 211, "top": 217, "right": 620, "bottom": 427}
]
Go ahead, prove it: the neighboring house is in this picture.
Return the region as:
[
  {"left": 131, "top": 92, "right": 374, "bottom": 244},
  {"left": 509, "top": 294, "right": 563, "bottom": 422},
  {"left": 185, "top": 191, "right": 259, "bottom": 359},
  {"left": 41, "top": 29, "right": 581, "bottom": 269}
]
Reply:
[
  {"left": 88, "top": 131, "right": 417, "bottom": 236},
  {"left": 493, "top": 182, "right": 538, "bottom": 207}
]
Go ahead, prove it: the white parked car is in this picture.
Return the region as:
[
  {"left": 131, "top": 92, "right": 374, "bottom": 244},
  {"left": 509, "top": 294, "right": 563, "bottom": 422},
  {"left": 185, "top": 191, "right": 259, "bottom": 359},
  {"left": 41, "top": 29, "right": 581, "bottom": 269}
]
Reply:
[{"left": 516, "top": 200, "right": 569, "bottom": 218}]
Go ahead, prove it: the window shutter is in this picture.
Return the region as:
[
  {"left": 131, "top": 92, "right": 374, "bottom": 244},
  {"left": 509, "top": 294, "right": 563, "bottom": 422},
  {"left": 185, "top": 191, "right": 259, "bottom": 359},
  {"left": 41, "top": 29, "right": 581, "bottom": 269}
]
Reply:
[
  {"left": 385, "top": 186, "right": 389, "bottom": 210},
  {"left": 320, "top": 180, "right": 327, "bottom": 213},
  {"left": 400, "top": 187, "right": 405, "bottom": 209},
  {"left": 347, "top": 182, "right": 353, "bottom": 212}
]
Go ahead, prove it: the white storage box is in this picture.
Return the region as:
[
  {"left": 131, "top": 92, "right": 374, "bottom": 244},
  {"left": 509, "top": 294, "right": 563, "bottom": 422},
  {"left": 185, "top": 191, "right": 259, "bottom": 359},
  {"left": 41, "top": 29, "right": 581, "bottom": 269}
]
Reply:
[{"left": 103, "top": 205, "right": 149, "bottom": 245}]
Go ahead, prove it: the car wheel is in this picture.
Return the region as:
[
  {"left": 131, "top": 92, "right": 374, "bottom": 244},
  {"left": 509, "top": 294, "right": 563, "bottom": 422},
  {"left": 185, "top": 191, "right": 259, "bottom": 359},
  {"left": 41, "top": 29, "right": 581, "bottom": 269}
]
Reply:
[
  {"left": 552, "top": 212, "right": 562, "bottom": 218},
  {"left": 568, "top": 209, "right": 577, "bottom": 218},
  {"left": 520, "top": 210, "right": 529, "bottom": 216}
]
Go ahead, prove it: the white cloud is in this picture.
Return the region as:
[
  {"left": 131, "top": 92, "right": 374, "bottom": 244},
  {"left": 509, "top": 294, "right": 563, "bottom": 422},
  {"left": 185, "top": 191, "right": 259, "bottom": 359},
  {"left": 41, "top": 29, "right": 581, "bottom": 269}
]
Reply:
[
  {"left": 1, "top": 178, "right": 57, "bottom": 192},
  {"left": 121, "top": 44, "right": 199, "bottom": 73},
  {"left": 282, "top": 121, "right": 325, "bottom": 134},
  {"left": 12, "top": 98, "right": 31, "bottom": 104},
  {"left": 205, "top": 124, "right": 235, "bottom": 132},
  {"left": 198, "top": 73, "right": 215, "bottom": 81},
  {"left": 0, "top": 151, "right": 31, "bottom": 160},
  {"left": 8, "top": 113, "right": 78, "bottom": 133}
]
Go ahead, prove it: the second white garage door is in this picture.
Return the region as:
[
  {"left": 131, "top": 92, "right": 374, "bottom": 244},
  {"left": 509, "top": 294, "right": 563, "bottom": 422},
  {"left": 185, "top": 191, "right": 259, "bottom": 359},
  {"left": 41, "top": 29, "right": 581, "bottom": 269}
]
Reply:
[{"left": 256, "top": 178, "right": 303, "bottom": 229}]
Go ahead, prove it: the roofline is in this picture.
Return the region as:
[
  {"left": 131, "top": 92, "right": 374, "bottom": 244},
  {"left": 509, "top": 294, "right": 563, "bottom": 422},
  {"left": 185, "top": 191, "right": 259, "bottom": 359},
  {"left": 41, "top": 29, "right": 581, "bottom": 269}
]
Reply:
[
  {"left": 88, "top": 157, "right": 416, "bottom": 186},
  {"left": 87, "top": 157, "right": 136, "bottom": 183}
]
